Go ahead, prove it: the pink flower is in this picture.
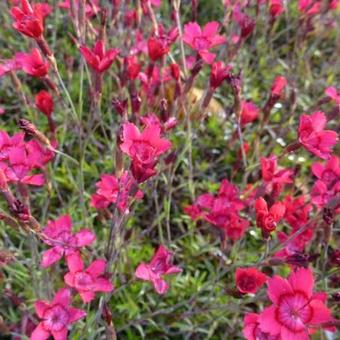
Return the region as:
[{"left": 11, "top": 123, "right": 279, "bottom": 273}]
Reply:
[
  {"left": 269, "top": 0, "right": 284, "bottom": 18},
  {"left": 255, "top": 197, "right": 286, "bottom": 236},
  {"left": 10, "top": 0, "right": 44, "bottom": 39},
  {"left": 0, "top": 56, "right": 23, "bottom": 78},
  {"left": 311, "top": 180, "right": 339, "bottom": 209},
  {"left": 35, "top": 90, "right": 54, "bottom": 117},
  {"left": 15, "top": 48, "right": 49, "bottom": 78},
  {"left": 298, "top": 0, "right": 322, "bottom": 15},
  {"left": 258, "top": 268, "right": 334, "bottom": 339},
  {"left": 243, "top": 313, "right": 280, "bottom": 340},
  {"left": 80, "top": 40, "right": 119, "bottom": 73},
  {"left": 124, "top": 55, "right": 141, "bottom": 80},
  {"left": 135, "top": 245, "right": 182, "bottom": 294},
  {"left": 120, "top": 122, "right": 172, "bottom": 182},
  {"left": 210, "top": 61, "right": 232, "bottom": 89},
  {"left": 311, "top": 156, "right": 340, "bottom": 188},
  {"left": 236, "top": 268, "right": 267, "bottom": 294},
  {"left": 298, "top": 111, "right": 338, "bottom": 159},
  {"left": 41, "top": 215, "right": 96, "bottom": 268},
  {"left": 183, "top": 21, "right": 226, "bottom": 64},
  {"left": 271, "top": 75, "right": 287, "bottom": 97},
  {"left": 233, "top": 8, "right": 255, "bottom": 39},
  {"left": 283, "top": 195, "right": 312, "bottom": 229},
  {"left": 240, "top": 100, "right": 259, "bottom": 126},
  {"left": 90, "top": 171, "right": 143, "bottom": 212},
  {"left": 147, "top": 27, "right": 178, "bottom": 62},
  {"left": 64, "top": 253, "right": 113, "bottom": 303},
  {"left": 30, "top": 288, "right": 86, "bottom": 340},
  {"left": 325, "top": 86, "right": 340, "bottom": 105}
]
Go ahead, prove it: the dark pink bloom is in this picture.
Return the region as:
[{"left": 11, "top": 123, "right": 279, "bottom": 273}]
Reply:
[
  {"left": 90, "top": 171, "right": 143, "bottom": 213},
  {"left": 240, "top": 100, "right": 259, "bottom": 126},
  {"left": 135, "top": 245, "right": 181, "bottom": 294},
  {"left": 35, "top": 90, "right": 54, "bottom": 117},
  {"left": 325, "top": 86, "right": 340, "bottom": 105},
  {"left": 243, "top": 313, "right": 280, "bottom": 340},
  {"left": 31, "top": 288, "right": 86, "bottom": 340},
  {"left": 233, "top": 8, "right": 255, "bottom": 39},
  {"left": 258, "top": 268, "right": 334, "bottom": 339},
  {"left": 283, "top": 195, "right": 312, "bottom": 229},
  {"left": 269, "top": 0, "right": 284, "bottom": 18},
  {"left": 64, "top": 253, "right": 113, "bottom": 303},
  {"left": 271, "top": 75, "right": 287, "bottom": 97},
  {"left": 312, "top": 155, "right": 340, "bottom": 188},
  {"left": 15, "top": 48, "right": 49, "bottom": 77},
  {"left": 124, "top": 55, "right": 141, "bottom": 80},
  {"left": 260, "top": 155, "right": 293, "bottom": 196},
  {"left": 298, "top": 0, "right": 322, "bottom": 15},
  {"left": 236, "top": 268, "right": 267, "bottom": 294},
  {"left": 11, "top": 0, "right": 44, "bottom": 39},
  {"left": 210, "top": 61, "right": 232, "bottom": 89},
  {"left": 311, "top": 180, "right": 339, "bottom": 209},
  {"left": 255, "top": 197, "right": 286, "bottom": 235},
  {"left": 183, "top": 21, "right": 226, "bottom": 64},
  {"left": 298, "top": 111, "right": 338, "bottom": 159},
  {"left": 120, "top": 122, "right": 172, "bottom": 182},
  {"left": 41, "top": 215, "right": 96, "bottom": 268},
  {"left": 80, "top": 40, "right": 119, "bottom": 73}
]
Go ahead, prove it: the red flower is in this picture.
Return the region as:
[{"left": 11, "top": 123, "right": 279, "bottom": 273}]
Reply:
[
  {"left": 64, "top": 253, "right": 113, "bottom": 303},
  {"left": 11, "top": 0, "right": 44, "bottom": 39},
  {"left": 236, "top": 268, "right": 267, "bottom": 294},
  {"left": 35, "top": 90, "right": 54, "bottom": 117},
  {"left": 269, "top": 0, "right": 284, "bottom": 18},
  {"left": 298, "top": 111, "right": 338, "bottom": 159},
  {"left": 255, "top": 197, "right": 285, "bottom": 235},
  {"left": 271, "top": 75, "right": 287, "bottom": 97},
  {"left": 80, "top": 40, "right": 119, "bottom": 73},
  {"left": 125, "top": 55, "right": 141, "bottom": 80},
  {"left": 15, "top": 48, "right": 49, "bottom": 78},
  {"left": 258, "top": 268, "right": 334, "bottom": 339},
  {"left": 135, "top": 245, "right": 182, "bottom": 294},
  {"left": 240, "top": 100, "right": 259, "bottom": 126},
  {"left": 31, "top": 288, "right": 86, "bottom": 340},
  {"left": 120, "top": 122, "right": 172, "bottom": 182},
  {"left": 183, "top": 21, "right": 226, "bottom": 64},
  {"left": 210, "top": 61, "right": 232, "bottom": 89},
  {"left": 147, "top": 27, "right": 178, "bottom": 61}
]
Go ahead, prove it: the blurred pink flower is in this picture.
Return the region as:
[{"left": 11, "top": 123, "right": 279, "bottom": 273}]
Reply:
[{"left": 135, "top": 245, "right": 181, "bottom": 294}]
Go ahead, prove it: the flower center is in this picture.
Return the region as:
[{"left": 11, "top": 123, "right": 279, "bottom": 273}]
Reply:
[
  {"left": 193, "top": 37, "right": 210, "bottom": 50},
  {"left": 129, "top": 142, "right": 156, "bottom": 165},
  {"left": 74, "top": 271, "right": 94, "bottom": 290},
  {"left": 42, "top": 304, "right": 70, "bottom": 332}
]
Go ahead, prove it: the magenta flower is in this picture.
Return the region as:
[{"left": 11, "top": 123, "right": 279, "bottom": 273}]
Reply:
[
  {"left": 90, "top": 171, "right": 144, "bottom": 213},
  {"left": 80, "top": 40, "right": 119, "bottom": 74},
  {"left": 41, "top": 215, "right": 96, "bottom": 268},
  {"left": 10, "top": 0, "right": 44, "bottom": 39},
  {"left": 15, "top": 48, "right": 49, "bottom": 78},
  {"left": 325, "top": 86, "right": 340, "bottom": 105},
  {"left": 298, "top": 111, "right": 338, "bottom": 159},
  {"left": 258, "top": 268, "right": 334, "bottom": 339},
  {"left": 243, "top": 313, "right": 280, "bottom": 340},
  {"left": 240, "top": 100, "right": 259, "bottom": 126},
  {"left": 120, "top": 122, "right": 172, "bottom": 182},
  {"left": 311, "top": 155, "right": 340, "bottom": 188},
  {"left": 64, "top": 253, "right": 113, "bottom": 303},
  {"left": 30, "top": 288, "right": 86, "bottom": 340},
  {"left": 183, "top": 21, "right": 226, "bottom": 64},
  {"left": 209, "top": 61, "right": 232, "bottom": 89},
  {"left": 135, "top": 245, "right": 182, "bottom": 294}
]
